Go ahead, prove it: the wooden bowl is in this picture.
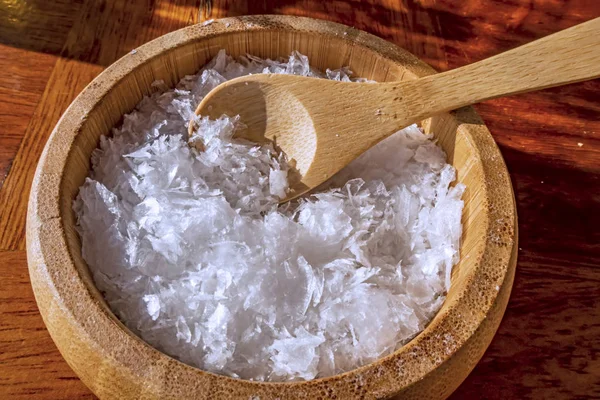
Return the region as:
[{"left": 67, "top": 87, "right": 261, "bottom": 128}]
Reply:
[{"left": 26, "top": 15, "right": 517, "bottom": 400}]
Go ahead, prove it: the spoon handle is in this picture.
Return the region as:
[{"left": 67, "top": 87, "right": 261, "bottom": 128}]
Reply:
[{"left": 401, "top": 17, "right": 600, "bottom": 120}]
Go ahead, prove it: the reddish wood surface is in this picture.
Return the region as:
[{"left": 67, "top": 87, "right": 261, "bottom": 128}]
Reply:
[{"left": 0, "top": 1, "right": 598, "bottom": 398}]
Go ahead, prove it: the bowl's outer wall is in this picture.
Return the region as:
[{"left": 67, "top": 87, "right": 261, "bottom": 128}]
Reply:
[{"left": 26, "top": 15, "right": 517, "bottom": 400}]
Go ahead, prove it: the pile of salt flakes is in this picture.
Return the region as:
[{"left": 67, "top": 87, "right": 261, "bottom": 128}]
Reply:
[{"left": 74, "top": 50, "right": 465, "bottom": 381}]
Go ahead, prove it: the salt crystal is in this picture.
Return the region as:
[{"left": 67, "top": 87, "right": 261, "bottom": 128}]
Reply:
[
  {"left": 202, "top": 19, "right": 214, "bottom": 26},
  {"left": 269, "top": 326, "right": 325, "bottom": 380},
  {"left": 74, "top": 50, "right": 464, "bottom": 382},
  {"left": 130, "top": 49, "right": 137, "bottom": 55},
  {"left": 577, "top": 142, "right": 583, "bottom": 147},
  {"left": 269, "top": 168, "right": 288, "bottom": 198},
  {"left": 143, "top": 294, "right": 161, "bottom": 320}
]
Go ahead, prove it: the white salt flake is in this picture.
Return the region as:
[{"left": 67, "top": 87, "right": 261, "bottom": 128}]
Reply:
[
  {"left": 74, "top": 50, "right": 464, "bottom": 382},
  {"left": 269, "top": 168, "right": 288, "bottom": 198},
  {"left": 269, "top": 326, "right": 325, "bottom": 380},
  {"left": 143, "top": 294, "right": 161, "bottom": 320}
]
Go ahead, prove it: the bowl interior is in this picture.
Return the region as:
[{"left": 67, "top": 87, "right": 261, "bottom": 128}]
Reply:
[{"left": 64, "top": 29, "right": 484, "bottom": 312}]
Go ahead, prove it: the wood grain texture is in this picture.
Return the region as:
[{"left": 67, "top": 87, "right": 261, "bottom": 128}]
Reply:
[
  {"left": 0, "top": 0, "right": 83, "bottom": 55},
  {"left": 0, "top": 0, "right": 598, "bottom": 399},
  {"left": 0, "top": 250, "right": 94, "bottom": 399},
  {"left": 0, "top": 44, "right": 56, "bottom": 185}
]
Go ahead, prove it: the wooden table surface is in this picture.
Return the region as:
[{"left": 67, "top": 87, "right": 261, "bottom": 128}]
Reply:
[{"left": 0, "top": 1, "right": 598, "bottom": 398}]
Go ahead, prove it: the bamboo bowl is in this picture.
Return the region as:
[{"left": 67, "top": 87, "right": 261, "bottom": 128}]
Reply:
[{"left": 26, "top": 15, "right": 517, "bottom": 400}]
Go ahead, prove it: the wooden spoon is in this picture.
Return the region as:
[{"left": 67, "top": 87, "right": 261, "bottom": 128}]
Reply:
[{"left": 190, "top": 17, "right": 600, "bottom": 202}]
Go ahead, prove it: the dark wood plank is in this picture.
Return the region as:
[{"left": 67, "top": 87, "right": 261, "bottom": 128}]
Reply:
[
  {"left": 0, "top": 45, "right": 56, "bottom": 186},
  {"left": 454, "top": 252, "right": 600, "bottom": 399},
  {"left": 0, "top": 0, "right": 83, "bottom": 55},
  {"left": 0, "top": 251, "right": 94, "bottom": 399},
  {"left": 60, "top": 0, "right": 201, "bottom": 66}
]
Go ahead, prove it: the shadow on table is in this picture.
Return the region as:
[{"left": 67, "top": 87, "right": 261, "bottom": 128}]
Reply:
[
  {"left": 451, "top": 140, "right": 600, "bottom": 399},
  {"left": 0, "top": 0, "right": 480, "bottom": 68}
]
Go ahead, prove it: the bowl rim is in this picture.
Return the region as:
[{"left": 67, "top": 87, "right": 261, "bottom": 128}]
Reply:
[{"left": 26, "top": 14, "right": 518, "bottom": 399}]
